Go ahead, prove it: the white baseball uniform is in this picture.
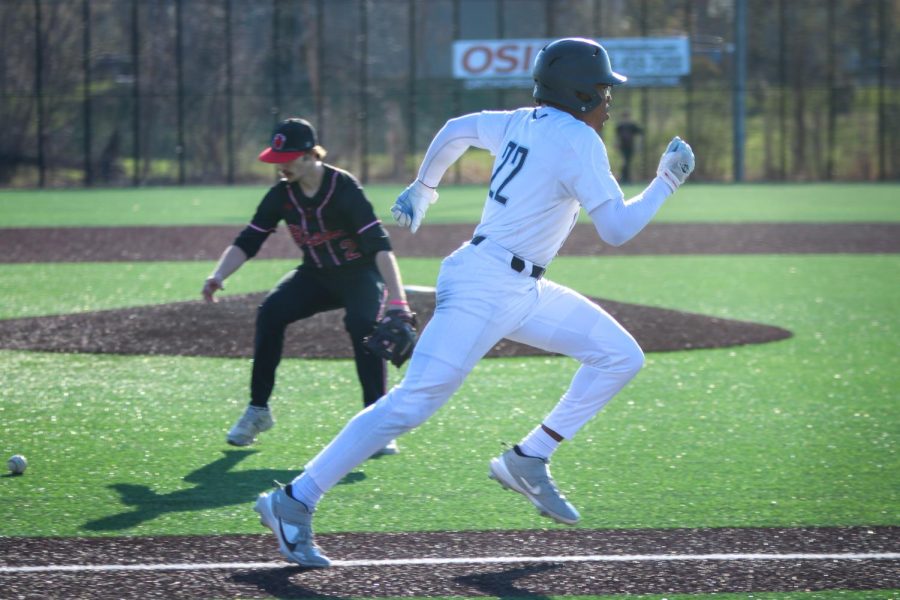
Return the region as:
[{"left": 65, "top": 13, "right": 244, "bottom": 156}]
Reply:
[{"left": 301, "top": 105, "right": 675, "bottom": 491}]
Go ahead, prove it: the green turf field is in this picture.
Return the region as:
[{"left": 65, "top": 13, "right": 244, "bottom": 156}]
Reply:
[{"left": 1, "top": 183, "right": 898, "bottom": 600}]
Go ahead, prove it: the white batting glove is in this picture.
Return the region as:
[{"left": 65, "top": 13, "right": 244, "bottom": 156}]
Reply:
[
  {"left": 656, "top": 136, "right": 695, "bottom": 192},
  {"left": 391, "top": 180, "right": 438, "bottom": 234}
]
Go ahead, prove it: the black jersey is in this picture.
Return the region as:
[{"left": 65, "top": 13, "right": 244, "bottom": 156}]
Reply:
[{"left": 234, "top": 165, "right": 392, "bottom": 268}]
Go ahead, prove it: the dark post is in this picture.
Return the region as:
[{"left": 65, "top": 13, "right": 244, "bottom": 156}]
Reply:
[
  {"left": 175, "top": 0, "right": 186, "bottom": 184},
  {"left": 877, "top": 0, "right": 887, "bottom": 180},
  {"left": 544, "top": 0, "right": 554, "bottom": 36},
  {"left": 408, "top": 0, "right": 417, "bottom": 178},
  {"left": 496, "top": 0, "right": 505, "bottom": 109},
  {"left": 778, "top": 0, "right": 787, "bottom": 179},
  {"left": 452, "top": 0, "right": 461, "bottom": 183},
  {"left": 34, "top": 0, "right": 46, "bottom": 187},
  {"left": 271, "top": 0, "right": 281, "bottom": 123},
  {"left": 224, "top": 0, "right": 234, "bottom": 184},
  {"left": 684, "top": 0, "right": 694, "bottom": 164},
  {"left": 825, "top": 0, "right": 836, "bottom": 180},
  {"left": 640, "top": 0, "right": 649, "bottom": 179},
  {"left": 316, "top": 0, "right": 325, "bottom": 133},
  {"left": 359, "top": 0, "right": 369, "bottom": 181},
  {"left": 82, "top": 0, "right": 92, "bottom": 186},
  {"left": 733, "top": 0, "right": 747, "bottom": 182},
  {"left": 131, "top": 0, "right": 141, "bottom": 185}
]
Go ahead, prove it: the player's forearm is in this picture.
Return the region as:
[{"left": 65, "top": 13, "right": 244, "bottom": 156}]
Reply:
[
  {"left": 374, "top": 250, "right": 408, "bottom": 306},
  {"left": 210, "top": 245, "right": 248, "bottom": 282},
  {"left": 589, "top": 176, "right": 672, "bottom": 246},
  {"left": 417, "top": 114, "right": 483, "bottom": 188}
]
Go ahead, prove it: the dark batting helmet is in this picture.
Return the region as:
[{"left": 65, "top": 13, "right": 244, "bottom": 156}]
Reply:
[{"left": 532, "top": 38, "right": 626, "bottom": 113}]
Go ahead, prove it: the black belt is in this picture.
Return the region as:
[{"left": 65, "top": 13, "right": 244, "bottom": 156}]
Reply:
[{"left": 471, "top": 236, "right": 545, "bottom": 279}]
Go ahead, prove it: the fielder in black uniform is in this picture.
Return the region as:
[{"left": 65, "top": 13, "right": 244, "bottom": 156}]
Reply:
[{"left": 202, "top": 118, "right": 412, "bottom": 454}]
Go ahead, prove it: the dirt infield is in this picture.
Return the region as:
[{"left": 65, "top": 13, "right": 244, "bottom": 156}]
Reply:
[
  {"left": 2, "top": 526, "right": 898, "bottom": 598},
  {"left": 4, "top": 223, "right": 900, "bottom": 263}
]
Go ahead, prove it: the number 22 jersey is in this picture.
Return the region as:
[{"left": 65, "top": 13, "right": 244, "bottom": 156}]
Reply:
[{"left": 471, "top": 105, "right": 623, "bottom": 267}]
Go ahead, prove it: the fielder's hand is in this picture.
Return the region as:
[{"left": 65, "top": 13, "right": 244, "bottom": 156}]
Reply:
[
  {"left": 202, "top": 275, "right": 224, "bottom": 303},
  {"left": 363, "top": 309, "right": 418, "bottom": 367},
  {"left": 656, "top": 136, "right": 695, "bottom": 192},
  {"left": 391, "top": 180, "right": 438, "bottom": 234}
]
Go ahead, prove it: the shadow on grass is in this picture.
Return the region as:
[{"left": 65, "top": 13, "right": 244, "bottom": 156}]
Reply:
[{"left": 83, "top": 449, "right": 365, "bottom": 531}]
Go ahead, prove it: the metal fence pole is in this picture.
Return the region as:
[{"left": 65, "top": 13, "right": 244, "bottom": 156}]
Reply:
[
  {"left": 360, "top": 0, "right": 370, "bottom": 181},
  {"left": 82, "top": 0, "right": 92, "bottom": 186},
  {"left": 640, "top": 0, "right": 649, "bottom": 179},
  {"left": 496, "top": 0, "right": 505, "bottom": 109},
  {"left": 684, "top": 0, "right": 693, "bottom": 173},
  {"left": 452, "top": 0, "right": 461, "bottom": 184},
  {"left": 877, "top": 0, "right": 887, "bottom": 180},
  {"left": 131, "top": 0, "right": 140, "bottom": 186},
  {"left": 732, "top": 0, "right": 747, "bottom": 182},
  {"left": 825, "top": 0, "right": 836, "bottom": 180},
  {"left": 33, "top": 0, "right": 46, "bottom": 187},
  {"left": 316, "top": 0, "right": 324, "bottom": 135},
  {"left": 778, "top": 0, "right": 787, "bottom": 179},
  {"left": 407, "top": 0, "right": 417, "bottom": 179},
  {"left": 224, "top": 0, "right": 234, "bottom": 184},
  {"left": 175, "top": 0, "right": 186, "bottom": 184},
  {"left": 271, "top": 0, "right": 281, "bottom": 124}
]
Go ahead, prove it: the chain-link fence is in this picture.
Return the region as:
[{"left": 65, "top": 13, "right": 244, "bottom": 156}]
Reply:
[{"left": 1, "top": 0, "right": 897, "bottom": 188}]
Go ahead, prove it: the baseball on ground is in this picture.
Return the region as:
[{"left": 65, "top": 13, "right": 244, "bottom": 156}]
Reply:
[{"left": 7, "top": 454, "right": 27, "bottom": 475}]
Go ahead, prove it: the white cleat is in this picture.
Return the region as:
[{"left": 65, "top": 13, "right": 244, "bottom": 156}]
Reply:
[
  {"left": 489, "top": 446, "right": 580, "bottom": 525},
  {"left": 254, "top": 485, "right": 331, "bottom": 568}
]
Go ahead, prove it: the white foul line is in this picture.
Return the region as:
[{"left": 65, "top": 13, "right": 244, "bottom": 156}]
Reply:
[{"left": 2, "top": 552, "right": 899, "bottom": 574}]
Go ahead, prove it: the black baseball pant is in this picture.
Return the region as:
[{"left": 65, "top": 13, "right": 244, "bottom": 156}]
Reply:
[{"left": 250, "top": 262, "right": 386, "bottom": 409}]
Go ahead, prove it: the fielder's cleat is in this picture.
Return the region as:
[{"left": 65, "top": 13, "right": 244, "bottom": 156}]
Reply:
[
  {"left": 371, "top": 438, "right": 400, "bottom": 458},
  {"left": 227, "top": 406, "right": 274, "bottom": 446},
  {"left": 254, "top": 485, "right": 331, "bottom": 568},
  {"left": 488, "top": 446, "right": 580, "bottom": 525}
]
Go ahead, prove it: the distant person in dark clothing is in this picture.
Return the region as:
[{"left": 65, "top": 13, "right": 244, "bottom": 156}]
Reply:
[{"left": 615, "top": 110, "right": 643, "bottom": 183}]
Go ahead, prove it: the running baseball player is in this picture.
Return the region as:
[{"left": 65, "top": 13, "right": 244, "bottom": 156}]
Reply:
[
  {"left": 252, "top": 38, "right": 696, "bottom": 567},
  {"left": 202, "top": 118, "right": 413, "bottom": 455}
]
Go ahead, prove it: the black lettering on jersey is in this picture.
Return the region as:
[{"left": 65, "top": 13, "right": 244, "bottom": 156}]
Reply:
[{"left": 489, "top": 141, "right": 529, "bottom": 206}]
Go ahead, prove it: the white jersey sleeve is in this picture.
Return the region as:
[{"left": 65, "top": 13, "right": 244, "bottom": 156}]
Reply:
[
  {"left": 475, "top": 110, "right": 516, "bottom": 155},
  {"left": 561, "top": 132, "right": 624, "bottom": 215},
  {"left": 417, "top": 113, "right": 485, "bottom": 188}
]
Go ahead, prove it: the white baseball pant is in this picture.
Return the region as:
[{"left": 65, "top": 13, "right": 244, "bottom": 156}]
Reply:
[{"left": 304, "top": 238, "right": 644, "bottom": 490}]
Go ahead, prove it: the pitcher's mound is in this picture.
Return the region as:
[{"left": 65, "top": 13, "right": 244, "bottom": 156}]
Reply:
[{"left": 0, "top": 288, "right": 790, "bottom": 358}]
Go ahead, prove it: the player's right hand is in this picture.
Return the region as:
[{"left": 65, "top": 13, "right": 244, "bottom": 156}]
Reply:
[
  {"left": 656, "top": 136, "right": 695, "bottom": 192},
  {"left": 391, "top": 180, "right": 438, "bottom": 234},
  {"left": 202, "top": 275, "right": 224, "bottom": 303}
]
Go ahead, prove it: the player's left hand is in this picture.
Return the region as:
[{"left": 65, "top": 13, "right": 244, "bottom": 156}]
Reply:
[
  {"left": 656, "top": 136, "right": 695, "bottom": 192},
  {"left": 363, "top": 309, "right": 418, "bottom": 367},
  {"left": 391, "top": 180, "right": 438, "bottom": 234},
  {"left": 202, "top": 275, "right": 224, "bottom": 303}
]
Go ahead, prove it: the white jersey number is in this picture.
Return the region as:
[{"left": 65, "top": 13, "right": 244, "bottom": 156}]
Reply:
[{"left": 488, "top": 141, "right": 529, "bottom": 205}]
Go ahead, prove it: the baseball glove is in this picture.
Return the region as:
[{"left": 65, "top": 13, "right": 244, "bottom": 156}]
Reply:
[{"left": 363, "top": 309, "right": 419, "bottom": 367}]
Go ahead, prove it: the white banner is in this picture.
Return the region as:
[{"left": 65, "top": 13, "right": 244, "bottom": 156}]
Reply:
[{"left": 452, "top": 37, "right": 690, "bottom": 88}]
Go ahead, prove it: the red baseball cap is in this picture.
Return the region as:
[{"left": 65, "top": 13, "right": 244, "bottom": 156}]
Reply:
[{"left": 258, "top": 118, "right": 318, "bottom": 163}]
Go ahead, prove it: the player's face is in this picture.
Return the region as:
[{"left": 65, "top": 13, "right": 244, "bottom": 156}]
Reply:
[
  {"left": 585, "top": 85, "right": 612, "bottom": 134},
  {"left": 277, "top": 153, "right": 315, "bottom": 182}
]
